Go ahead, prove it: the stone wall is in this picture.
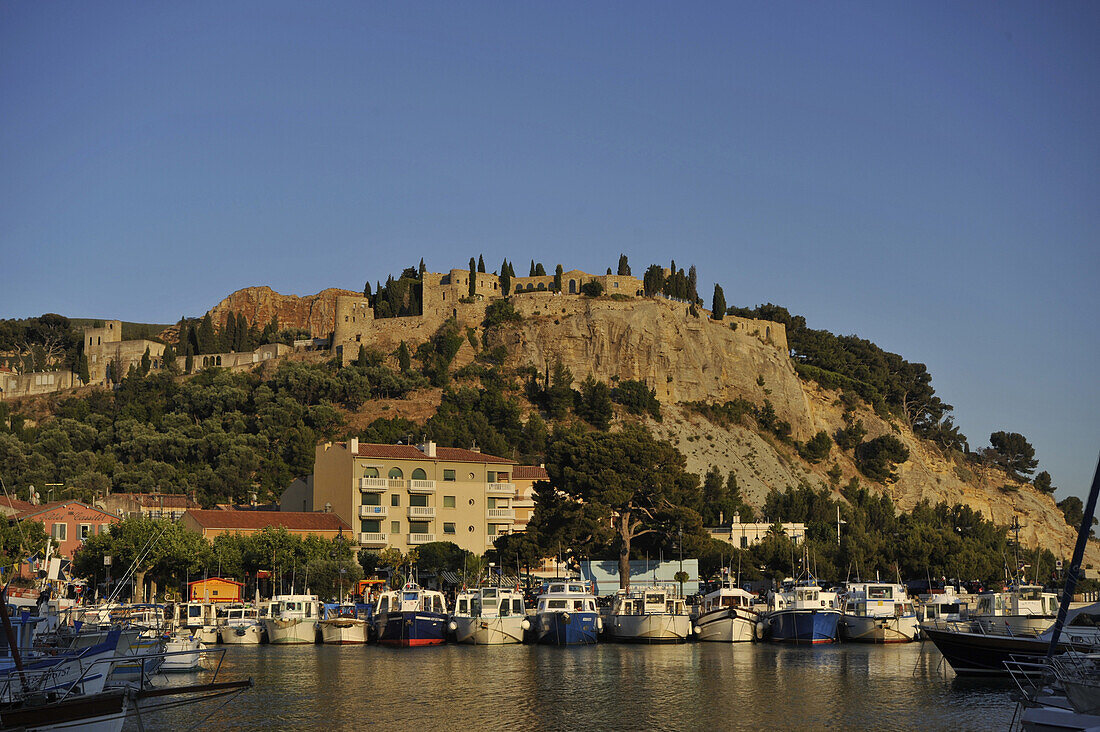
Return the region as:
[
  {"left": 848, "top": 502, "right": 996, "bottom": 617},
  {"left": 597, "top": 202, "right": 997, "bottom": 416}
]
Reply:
[
  {"left": 0, "top": 369, "right": 76, "bottom": 400},
  {"left": 175, "top": 343, "right": 292, "bottom": 373}
]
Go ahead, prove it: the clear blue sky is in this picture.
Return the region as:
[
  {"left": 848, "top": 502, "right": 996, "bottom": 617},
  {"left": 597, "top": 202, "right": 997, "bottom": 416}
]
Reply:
[{"left": 2, "top": 2, "right": 1097, "bottom": 498}]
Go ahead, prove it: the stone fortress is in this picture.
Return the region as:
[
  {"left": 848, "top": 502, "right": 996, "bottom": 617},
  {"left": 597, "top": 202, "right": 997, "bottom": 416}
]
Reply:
[{"left": 331, "top": 266, "right": 788, "bottom": 360}]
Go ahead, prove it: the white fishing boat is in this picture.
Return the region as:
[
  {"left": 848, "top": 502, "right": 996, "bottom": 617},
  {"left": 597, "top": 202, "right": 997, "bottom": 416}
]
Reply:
[
  {"left": 318, "top": 603, "right": 370, "bottom": 645},
  {"left": 160, "top": 632, "right": 204, "bottom": 673},
  {"left": 973, "top": 584, "right": 1058, "bottom": 637},
  {"left": 692, "top": 580, "right": 759, "bottom": 643},
  {"left": 839, "top": 582, "right": 919, "bottom": 643},
  {"left": 604, "top": 585, "right": 691, "bottom": 644},
  {"left": 450, "top": 587, "right": 528, "bottom": 645},
  {"left": 217, "top": 604, "right": 264, "bottom": 645},
  {"left": 175, "top": 601, "right": 219, "bottom": 645},
  {"left": 263, "top": 595, "right": 320, "bottom": 645},
  {"left": 917, "top": 585, "right": 970, "bottom": 623}
]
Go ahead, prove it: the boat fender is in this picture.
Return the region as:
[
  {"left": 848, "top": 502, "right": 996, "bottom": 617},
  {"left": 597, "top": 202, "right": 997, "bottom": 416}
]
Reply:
[
  {"left": 755, "top": 621, "right": 766, "bottom": 640},
  {"left": 521, "top": 618, "right": 531, "bottom": 631},
  {"left": 562, "top": 612, "right": 571, "bottom": 624},
  {"left": 448, "top": 621, "right": 457, "bottom": 631},
  {"left": 596, "top": 617, "right": 602, "bottom": 631},
  {"left": 693, "top": 626, "right": 702, "bottom": 635}
]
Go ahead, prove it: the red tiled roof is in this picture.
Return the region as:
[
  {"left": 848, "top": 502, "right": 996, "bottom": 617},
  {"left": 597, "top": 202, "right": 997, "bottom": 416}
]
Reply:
[
  {"left": 512, "top": 465, "right": 548, "bottom": 481},
  {"left": 352, "top": 443, "right": 515, "bottom": 464},
  {"left": 0, "top": 496, "right": 34, "bottom": 513},
  {"left": 16, "top": 500, "right": 119, "bottom": 522},
  {"left": 184, "top": 510, "right": 350, "bottom": 532}
]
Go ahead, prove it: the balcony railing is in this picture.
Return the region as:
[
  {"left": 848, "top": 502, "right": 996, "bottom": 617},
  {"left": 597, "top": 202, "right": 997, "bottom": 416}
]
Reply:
[
  {"left": 407, "top": 506, "right": 436, "bottom": 519},
  {"left": 358, "top": 477, "right": 388, "bottom": 492},
  {"left": 358, "top": 532, "right": 388, "bottom": 546},
  {"left": 407, "top": 479, "right": 436, "bottom": 494},
  {"left": 486, "top": 482, "right": 515, "bottom": 495},
  {"left": 359, "top": 505, "right": 388, "bottom": 518},
  {"left": 388, "top": 478, "right": 406, "bottom": 489},
  {"left": 408, "top": 533, "right": 435, "bottom": 545},
  {"left": 487, "top": 508, "right": 515, "bottom": 520}
]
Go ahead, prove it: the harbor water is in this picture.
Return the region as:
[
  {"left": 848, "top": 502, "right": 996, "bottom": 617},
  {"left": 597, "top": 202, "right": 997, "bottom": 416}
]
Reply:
[{"left": 132, "top": 642, "right": 1015, "bottom": 730}]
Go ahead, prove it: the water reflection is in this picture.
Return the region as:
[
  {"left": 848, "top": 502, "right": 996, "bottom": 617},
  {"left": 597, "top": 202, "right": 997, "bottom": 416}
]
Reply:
[{"left": 129, "top": 643, "right": 1014, "bottom": 730}]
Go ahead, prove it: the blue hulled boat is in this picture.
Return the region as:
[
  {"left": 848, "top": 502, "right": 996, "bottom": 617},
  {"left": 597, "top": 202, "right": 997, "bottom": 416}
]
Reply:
[
  {"left": 373, "top": 583, "right": 448, "bottom": 647},
  {"left": 533, "top": 580, "right": 601, "bottom": 645},
  {"left": 765, "top": 578, "right": 841, "bottom": 644}
]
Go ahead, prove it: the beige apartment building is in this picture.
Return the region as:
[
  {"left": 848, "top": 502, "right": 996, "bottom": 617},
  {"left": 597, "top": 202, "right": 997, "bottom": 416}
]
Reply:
[{"left": 312, "top": 439, "right": 523, "bottom": 555}]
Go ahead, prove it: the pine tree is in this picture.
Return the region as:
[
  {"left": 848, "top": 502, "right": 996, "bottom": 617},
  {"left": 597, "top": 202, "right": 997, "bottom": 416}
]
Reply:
[
  {"left": 162, "top": 343, "right": 178, "bottom": 374},
  {"left": 617, "top": 254, "right": 631, "bottom": 276},
  {"left": 711, "top": 284, "right": 726, "bottom": 320},
  {"left": 507, "top": 261, "right": 515, "bottom": 277},
  {"left": 477, "top": 255, "right": 486, "bottom": 273}
]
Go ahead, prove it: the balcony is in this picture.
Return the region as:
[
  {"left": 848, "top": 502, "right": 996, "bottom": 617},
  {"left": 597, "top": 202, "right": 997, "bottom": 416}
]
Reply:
[
  {"left": 359, "top": 505, "right": 388, "bottom": 518},
  {"left": 407, "top": 479, "right": 435, "bottom": 494},
  {"left": 407, "top": 506, "right": 436, "bottom": 519},
  {"left": 358, "top": 532, "right": 388, "bottom": 546},
  {"left": 486, "top": 482, "right": 515, "bottom": 495},
  {"left": 408, "top": 533, "right": 435, "bottom": 545},
  {"left": 358, "top": 477, "right": 388, "bottom": 492},
  {"left": 388, "top": 478, "right": 406, "bottom": 489},
  {"left": 487, "top": 508, "right": 515, "bottom": 520}
]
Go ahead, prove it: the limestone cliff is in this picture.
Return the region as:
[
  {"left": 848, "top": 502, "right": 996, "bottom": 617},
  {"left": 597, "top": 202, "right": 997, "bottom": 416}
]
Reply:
[{"left": 207, "top": 286, "right": 358, "bottom": 337}]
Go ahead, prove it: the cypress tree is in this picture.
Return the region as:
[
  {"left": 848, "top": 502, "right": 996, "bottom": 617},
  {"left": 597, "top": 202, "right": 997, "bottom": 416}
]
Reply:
[
  {"left": 418, "top": 258, "right": 426, "bottom": 279},
  {"left": 529, "top": 260, "right": 536, "bottom": 277},
  {"left": 140, "top": 347, "right": 151, "bottom": 376},
  {"left": 500, "top": 259, "right": 511, "bottom": 296},
  {"left": 711, "top": 284, "right": 726, "bottom": 320},
  {"left": 469, "top": 258, "right": 477, "bottom": 297},
  {"left": 197, "top": 314, "right": 215, "bottom": 354},
  {"left": 534, "top": 262, "right": 546, "bottom": 277},
  {"left": 617, "top": 254, "right": 631, "bottom": 276},
  {"left": 397, "top": 341, "right": 411, "bottom": 372},
  {"left": 553, "top": 264, "right": 563, "bottom": 293},
  {"left": 606, "top": 268, "right": 612, "bottom": 275},
  {"left": 688, "top": 265, "right": 698, "bottom": 302},
  {"left": 477, "top": 255, "right": 486, "bottom": 273},
  {"left": 363, "top": 281, "right": 372, "bottom": 298}
]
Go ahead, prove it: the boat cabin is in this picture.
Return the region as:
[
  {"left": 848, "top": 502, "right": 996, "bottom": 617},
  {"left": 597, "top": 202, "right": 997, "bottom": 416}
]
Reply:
[
  {"left": 768, "top": 580, "right": 838, "bottom": 612},
  {"left": 217, "top": 604, "right": 259, "bottom": 624},
  {"left": 537, "top": 582, "right": 597, "bottom": 614},
  {"left": 454, "top": 587, "right": 525, "bottom": 619},
  {"left": 269, "top": 595, "right": 320, "bottom": 620},
  {"left": 376, "top": 583, "right": 447, "bottom": 615},
  {"left": 975, "top": 585, "right": 1057, "bottom": 618},
  {"left": 611, "top": 588, "right": 687, "bottom": 616},
  {"left": 699, "top": 582, "right": 757, "bottom": 614},
  {"left": 842, "top": 583, "right": 915, "bottom": 618}
]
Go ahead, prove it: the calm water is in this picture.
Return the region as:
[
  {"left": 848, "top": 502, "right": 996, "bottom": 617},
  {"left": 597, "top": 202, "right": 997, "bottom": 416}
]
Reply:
[{"left": 131, "top": 643, "right": 1016, "bottom": 731}]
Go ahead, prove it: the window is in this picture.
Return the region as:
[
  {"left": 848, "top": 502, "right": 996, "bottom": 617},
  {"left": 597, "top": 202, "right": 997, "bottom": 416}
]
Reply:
[
  {"left": 361, "top": 520, "right": 380, "bottom": 533},
  {"left": 362, "top": 492, "right": 380, "bottom": 506},
  {"left": 52, "top": 523, "right": 67, "bottom": 541},
  {"left": 740, "top": 536, "right": 748, "bottom": 549},
  {"left": 79, "top": 524, "right": 91, "bottom": 540},
  {"left": 487, "top": 497, "right": 497, "bottom": 509},
  {"left": 443, "top": 470, "right": 456, "bottom": 482},
  {"left": 388, "top": 467, "right": 403, "bottom": 479},
  {"left": 409, "top": 494, "right": 428, "bottom": 507},
  {"left": 443, "top": 495, "right": 455, "bottom": 508},
  {"left": 409, "top": 521, "right": 429, "bottom": 534},
  {"left": 443, "top": 523, "right": 456, "bottom": 534},
  {"left": 411, "top": 468, "right": 427, "bottom": 480},
  {"left": 391, "top": 521, "right": 400, "bottom": 534},
  {"left": 487, "top": 471, "right": 496, "bottom": 482},
  {"left": 390, "top": 494, "right": 400, "bottom": 506},
  {"left": 363, "top": 467, "right": 379, "bottom": 478}
]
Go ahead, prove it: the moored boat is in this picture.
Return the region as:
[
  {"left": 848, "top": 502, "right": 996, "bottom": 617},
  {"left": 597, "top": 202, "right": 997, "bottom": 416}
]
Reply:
[
  {"left": 972, "top": 584, "right": 1058, "bottom": 637},
  {"left": 450, "top": 586, "right": 528, "bottom": 645},
  {"left": 160, "top": 632, "right": 204, "bottom": 673},
  {"left": 533, "top": 580, "right": 600, "bottom": 646},
  {"left": 765, "top": 578, "right": 840, "bottom": 644},
  {"left": 604, "top": 586, "right": 691, "bottom": 643},
  {"left": 217, "top": 604, "right": 264, "bottom": 645},
  {"left": 318, "top": 603, "right": 371, "bottom": 645},
  {"left": 839, "top": 582, "right": 919, "bottom": 643},
  {"left": 263, "top": 595, "right": 320, "bottom": 645},
  {"left": 692, "top": 580, "right": 759, "bottom": 643},
  {"left": 373, "top": 583, "right": 448, "bottom": 647}
]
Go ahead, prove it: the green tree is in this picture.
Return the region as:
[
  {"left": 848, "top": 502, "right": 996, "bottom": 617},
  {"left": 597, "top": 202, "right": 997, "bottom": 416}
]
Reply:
[
  {"left": 477, "top": 255, "right": 486, "bottom": 273},
  {"left": 139, "top": 347, "right": 151, "bottom": 376},
  {"left": 534, "top": 262, "right": 546, "bottom": 277},
  {"left": 1033, "top": 471, "right": 1055, "bottom": 494},
  {"left": 711, "top": 284, "right": 726, "bottom": 320},
  {"left": 576, "top": 376, "right": 613, "bottom": 430},
  {"left": 580, "top": 280, "right": 603, "bottom": 298},
  {"left": 545, "top": 424, "right": 700, "bottom": 590},
  {"left": 617, "top": 254, "right": 631, "bottom": 276},
  {"left": 989, "top": 431, "right": 1039, "bottom": 477},
  {"left": 799, "top": 430, "right": 833, "bottom": 463},
  {"left": 469, "top": 258, "right": 477, "bottom": 297},
  {"left": 397, "top": 341, "right": 411, "bottom": 373},
  {"left": 553, "top": 264, "right": 563, "bottom": 293},
  {"left": 643, "top": 264, "right": 665, "bottom": 296},
  {"left": 500, "top": 258, "right": 511, "bottom": 296},
  {"left": 1058, "top": 496, "right": 1084, "bottom": 527},
  {"left": 855, "top": 435, "right": 910, "bottom": 483}
]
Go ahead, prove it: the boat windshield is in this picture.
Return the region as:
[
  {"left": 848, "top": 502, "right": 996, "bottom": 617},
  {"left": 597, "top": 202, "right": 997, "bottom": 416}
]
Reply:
[
  {"left": 867, "top": 586, "right": 892, "bottom": 600},
  {"left": 403, "top": 592, "right": 420, "bottom": 603},
  {"left": 1019, "top": 588, "right": 1042, "bottom": 600}
]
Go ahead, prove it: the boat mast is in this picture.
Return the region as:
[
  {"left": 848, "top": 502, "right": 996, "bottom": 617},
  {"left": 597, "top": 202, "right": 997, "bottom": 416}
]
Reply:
[{"left": 1046, "top": 454, "right": 1100, "bottom": 658}]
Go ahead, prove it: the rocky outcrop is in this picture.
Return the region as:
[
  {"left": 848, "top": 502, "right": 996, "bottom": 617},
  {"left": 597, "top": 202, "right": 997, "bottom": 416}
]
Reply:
[{"left": 207, "top": 286, "right": 358, "bottom": 337}]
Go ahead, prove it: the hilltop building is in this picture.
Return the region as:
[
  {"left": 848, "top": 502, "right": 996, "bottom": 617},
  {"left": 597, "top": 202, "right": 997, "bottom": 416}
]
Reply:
[
  {"left": 312, "top": 439, "right": 537, "bottom": 555},
  {"left": 83, "top": 320, "right": 166, "bottom": 384},
  {"left": 706, "top": 514, "right": 807, "bottom": 548}
]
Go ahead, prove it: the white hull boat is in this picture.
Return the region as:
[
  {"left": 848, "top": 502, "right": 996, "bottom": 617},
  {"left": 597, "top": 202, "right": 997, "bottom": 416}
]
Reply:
[
  {"left": 840, "top": 613, "right": 920, "bottom": 643},
  {"left": 606, "top": 612, "right": 691, "bottom": 643},
  {"left": 161, "top": 634, "right": 205, "bottom": 673},
  {"left": 452, "top": 615, "right": 527, "bottom": 645},
  {"left": 219, "top": 622, "right": 264, "bottom": 645},
  {"left": 318, "top": 618, "right": 369, "bottom": 645},
  {"left": 263, "top": 617, "right": 316, "bottom": 645},
  {"left": 694, "top": 608, "right": 757, "bottom": 642}
]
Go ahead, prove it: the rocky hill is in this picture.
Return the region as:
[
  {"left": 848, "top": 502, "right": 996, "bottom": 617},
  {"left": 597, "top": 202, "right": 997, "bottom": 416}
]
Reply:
[{"left": 160, "top": 286, "right": 359, "bottom": 342}]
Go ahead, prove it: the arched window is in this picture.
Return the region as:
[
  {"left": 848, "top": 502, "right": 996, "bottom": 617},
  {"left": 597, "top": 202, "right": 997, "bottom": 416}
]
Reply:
[
  {"left": 363, "top": 467, "right": 379, "bottom": 478},
  {"left": 412, "top": 468, "right": 427, "bottom": 480},
  {"left": 388, "top": 467, "right": 403, "bottom": 479}
]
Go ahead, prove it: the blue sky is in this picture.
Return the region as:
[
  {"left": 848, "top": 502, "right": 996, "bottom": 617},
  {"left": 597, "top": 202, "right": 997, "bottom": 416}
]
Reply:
[{"left": 2, "top": 2, "right": 1097, "bottom": 498}]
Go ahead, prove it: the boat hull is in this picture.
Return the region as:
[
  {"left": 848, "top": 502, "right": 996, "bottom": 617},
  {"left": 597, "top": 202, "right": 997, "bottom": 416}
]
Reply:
[
  {"left": 453, "top": 616, "right": 526, "bottom": 645},
  {"left": 162, "top": 637, "right": 204, "bottom": 673},
  {"left": 263, "top": 618, "right": 317, "bottom": 645},
  {"left": 0, "top": 688, "right": 130, "bottom": 732},
  {"left": 920, "top": 624, "right": 1084, "bottom": 676},
  {"left": 319, "top": 619, "right": 370, "bottom": 645},
  {"left": 974, "top": 614, "right": 1054, "bottom": 637},
  {"left": 605, "top": 613, "right": 691, "bottom": 643},
  {"left": 375, "top": 611, "right": 447, "bottom": 647},
  {"left": 219, "top": 623, "right": 264, "bottom": 645},
  {"left": 693, "top": 608, "right": 757, "bottom": 643},
  {"left": 769, "top": 609, "right": 840, "bottom": 644},
  {"left": 840, "top": 613, "right": 919, "bottom": 643},
  {"left": 535, "top": 611, "right": 599, "bottom": 646}
]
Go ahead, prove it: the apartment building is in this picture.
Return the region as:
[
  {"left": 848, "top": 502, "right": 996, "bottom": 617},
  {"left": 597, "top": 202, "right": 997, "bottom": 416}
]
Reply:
[{"left": 312, "top": 439, "right": 520, "bottom": 555}]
